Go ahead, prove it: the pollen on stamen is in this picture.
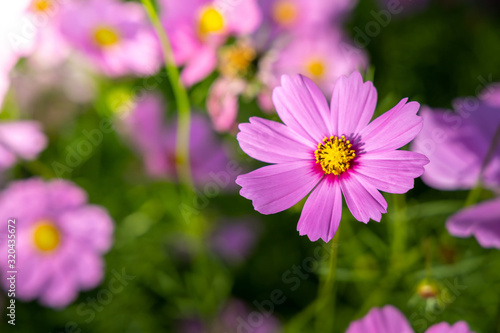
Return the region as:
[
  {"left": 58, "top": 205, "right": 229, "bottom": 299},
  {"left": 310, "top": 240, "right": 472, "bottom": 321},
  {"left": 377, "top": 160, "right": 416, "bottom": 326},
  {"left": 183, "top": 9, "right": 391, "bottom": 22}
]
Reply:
[{"left": 314, "top": 135, "right": 356, "bottom": 175}]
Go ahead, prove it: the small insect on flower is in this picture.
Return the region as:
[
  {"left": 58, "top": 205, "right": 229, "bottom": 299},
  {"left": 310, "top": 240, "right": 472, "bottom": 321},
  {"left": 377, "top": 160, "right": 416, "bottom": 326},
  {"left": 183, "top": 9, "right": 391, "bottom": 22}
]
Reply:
[{"left": 236, "top": 71, "right": 429, "bottom": 242}]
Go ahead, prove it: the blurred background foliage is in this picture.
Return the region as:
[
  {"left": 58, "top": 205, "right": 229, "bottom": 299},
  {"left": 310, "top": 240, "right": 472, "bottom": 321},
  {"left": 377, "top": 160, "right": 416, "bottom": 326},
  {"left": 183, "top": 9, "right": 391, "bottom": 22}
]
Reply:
[{"left": 2, "top": 0, "right": 500, "bottom": 332}]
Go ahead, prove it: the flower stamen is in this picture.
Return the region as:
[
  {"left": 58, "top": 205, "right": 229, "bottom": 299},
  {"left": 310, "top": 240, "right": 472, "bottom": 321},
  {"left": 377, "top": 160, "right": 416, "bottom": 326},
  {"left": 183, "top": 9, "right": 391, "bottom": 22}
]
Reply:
[
  {"left": 32, "top": 221, "right": 60, "bottom": 252},
  {"left": 315, "top": 135, "right": 356, "bottom": 175}
]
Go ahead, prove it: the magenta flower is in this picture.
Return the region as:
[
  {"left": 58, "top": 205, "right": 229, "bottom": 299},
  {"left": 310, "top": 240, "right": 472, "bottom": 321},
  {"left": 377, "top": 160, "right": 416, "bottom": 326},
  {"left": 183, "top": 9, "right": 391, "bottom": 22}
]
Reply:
[
  {"left": 446, "top": 197, "right": 500, "bottom": 249},
  {"left": 411, "top": 98, "right": 500, "bottom": 190},
  {"left": 0, "top": 178, "right": 114, "bottom": 308},
  {"left": 346, "top": 305, "right": 474, "bottom": 333},
  {"left": 236, "top": 72, "right": 428, "bottom": 242},
  {"left": 0, "top": 121, "right": 47, "bottom": 172},
  {"left": 123, "top": 93, "right": 236, "bottom": 188},
  {"left": 262, "top": 30, "right": 367, "bottom": 97},
  {"left": 59, "top": 0, "right": 161, "bottom": 77},
  {"left": 160, "top": 0, "right": 261, "bottom": 86},
  {"left": 207, "top": 77, "right": 246, "bottom": 132}
]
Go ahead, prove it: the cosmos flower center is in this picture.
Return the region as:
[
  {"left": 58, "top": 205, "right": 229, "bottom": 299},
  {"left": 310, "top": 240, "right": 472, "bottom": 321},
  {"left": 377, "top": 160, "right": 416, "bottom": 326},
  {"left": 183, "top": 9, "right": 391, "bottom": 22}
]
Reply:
[
  {"left": 315, "top": 135, "right": 356, "bottom": 175},
  {"left": 198, "top": 6, "right": 225, "bottom": 36},
  {"left": 306, "top": 59, "right": 325, "bottom": 79},
  {"left": 272, "top": 0, "right": 298, "bottom": 27},
  {"left": 33, "top": 221, "right": 60, "bottom": 252},
  {"left": 31, "top": 0, "right": 52, "bottom": 13},
  {"left": 93, "top": 26, "right": 121, "bottom": 47},
  {"left": 219, "top": 41, "right": 256, "bottom": 77}
]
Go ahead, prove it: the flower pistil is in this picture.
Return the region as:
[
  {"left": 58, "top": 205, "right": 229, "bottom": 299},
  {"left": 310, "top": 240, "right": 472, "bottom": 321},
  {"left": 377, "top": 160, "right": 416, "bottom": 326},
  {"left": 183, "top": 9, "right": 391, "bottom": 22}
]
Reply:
[{"left": 315, "top": 135, "right": 356, "bottom": 175}]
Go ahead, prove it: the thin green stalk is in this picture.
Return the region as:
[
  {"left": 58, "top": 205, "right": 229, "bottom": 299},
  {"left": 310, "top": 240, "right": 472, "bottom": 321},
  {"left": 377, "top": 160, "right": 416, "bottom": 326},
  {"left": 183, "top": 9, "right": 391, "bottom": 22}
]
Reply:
[
  {"left": 140, "top": 0, "right": 193, "bottom": 189},
  {"left": 315, "top": 233, "right": 340, "bottom": 331}
]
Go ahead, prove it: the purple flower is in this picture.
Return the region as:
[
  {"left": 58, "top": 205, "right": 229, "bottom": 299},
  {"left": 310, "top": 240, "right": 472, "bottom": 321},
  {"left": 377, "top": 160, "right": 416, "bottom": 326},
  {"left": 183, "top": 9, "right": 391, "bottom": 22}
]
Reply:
[
  {"left": 0, "top": 178, "right": 114, "bottom": 308},
  {"left": 209, "top": 219, "right": 260, "bottom": 264},
  {"left": 263, "top": 30, "right": 367, "bottom": 97},
  {"left": 59, "top": 0, "right": 161, "bottom": 77},
  {"left": 123, "top": 93, "right": 236, "bottom": 188},
  {"left": 446, "top": 196, "right": 500, "bottom": 249},
  {"left": 217, "top": 299, "right": 281, "bottom": 333},
  {"left": 236, "top": 71, "right": 428, "bottom": 242},
  {"left": 411, "top": 99, "right": 500, "bottom": 190},
  {"left": 346, "top": 305, "right": 474, "bottom": 333},
  {"left": 160, "top": 0, "right": 262, "bottom": 86},
  {"left": 0, "top": 121, "right": 47, "bottom": 172}
]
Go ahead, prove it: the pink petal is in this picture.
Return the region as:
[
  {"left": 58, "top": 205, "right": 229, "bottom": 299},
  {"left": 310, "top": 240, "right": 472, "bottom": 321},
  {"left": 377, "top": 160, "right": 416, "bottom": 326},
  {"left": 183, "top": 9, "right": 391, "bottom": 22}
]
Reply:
[
  {"left": 360, "top": 98, "right": 422, "bottom": 153},
  {"left": 446, "top": 197, "right": 500, "bottom": 249},
  {"left": 207, "top": 78, "right": 244, "bottom": 132},
  {"left": 340, "top": 172, "right": 387, "bottom": 223},
  {"left": 181, "top": 45, "right": 217, "bottom": 86},
  {"left": 425, "top": 321, "right": 475, "bottom": 333},
  {"left": 58, "top": 206, "right": 114, "bottom": 253},
  {"left": 47, "top": 179, "right": 88, "bottom": 213},
  {"left": 0, "top": 121, "right": 47, "bottom": 160},
  {"left": 355, "top": 150, "right": 429, "bottom": 194},
  {"left": 77, "top": 250, "right": 105, "bottom": 290},
  {"left": 346, "top": 305, "right": 414, "bottom": 333},
  {"left": 272, "top": 74, "right": 331, "bottom": 144},
  {"left": 39, "top": 260, "right": 79, "bottom": 308},
  {"left": 236, "top": 161, "right": 322, "bottom": 214},
  {"left": 237, "top": 117, "right": 314, "bottom": 164},
  {"left": 330, "top": 71, "right": 377, "bottom": 136},
  {"left": 224, "top": 0, "right": 262, "bottom": 35},
  {"left": 297, "top": 177, "right": 342, "bottom": 242}
]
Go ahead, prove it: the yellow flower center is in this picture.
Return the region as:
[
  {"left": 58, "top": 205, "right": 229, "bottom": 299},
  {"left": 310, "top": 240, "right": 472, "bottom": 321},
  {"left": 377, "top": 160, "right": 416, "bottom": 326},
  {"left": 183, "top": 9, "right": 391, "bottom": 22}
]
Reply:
[
  {"left": 219, "top": 41, "right": 256, "bottom": 77},
  {"left": 32, "top": 0, "right": 52, "bottom": 13},
  {"left": 33, "top": 221, "right": 60, "bottom": 252},
  {"left": 272, "top": 0, "right": 298, "bottom": 27},
  {"left": 315, "top": 135, "right": 356, "bottom": 175},
  {"left": 306, "top": 59, "right": 325, "bottom": 79},
  {"left": 93, "top": 26, "right": 120, "bottom": 47},
  {"left": 198, "top": 6, "right": 225, "bottom": 36}
]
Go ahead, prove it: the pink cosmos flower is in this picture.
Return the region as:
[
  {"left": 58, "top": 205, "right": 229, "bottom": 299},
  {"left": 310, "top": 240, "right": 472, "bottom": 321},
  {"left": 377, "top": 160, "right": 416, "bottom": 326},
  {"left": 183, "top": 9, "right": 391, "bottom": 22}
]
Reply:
[
  {"left": 446, "top": 196, "right": 500, "bottom": 249},
  {"left": 123, "top": 93, "right": 236, "bottom": 188},
  {"left": 59, "top": 0, "right": 161, "bottom": 77},
  {"left": 236, "top": 72, "right": 428, "bottom": 242},
  {"left": 0, "top": 121, "right": 47, "bottom": 172},
  {"left": 160, "top": 0, "right": 261, "bottom": 86},
  {"left": 262, "top": 30, "right": 367, "bottom": 97},
  {"left": 411, "top": 98, "right": 500, "bottom": 190},
  {"left": 258, "top": 0, "right": 356, "bottom": 36},
  {"left": 346, "top": 305, "right": 474, "bottom": 333},
  {"left": 0, "top": 178, "right": 114, "bottom": 308}
]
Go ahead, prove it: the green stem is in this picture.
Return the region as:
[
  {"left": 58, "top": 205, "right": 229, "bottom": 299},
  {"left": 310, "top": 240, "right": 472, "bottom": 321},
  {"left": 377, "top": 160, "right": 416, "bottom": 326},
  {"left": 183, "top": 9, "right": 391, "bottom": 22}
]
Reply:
[{"left": 140, "top": 0, "right": 193, "bottom": 189}]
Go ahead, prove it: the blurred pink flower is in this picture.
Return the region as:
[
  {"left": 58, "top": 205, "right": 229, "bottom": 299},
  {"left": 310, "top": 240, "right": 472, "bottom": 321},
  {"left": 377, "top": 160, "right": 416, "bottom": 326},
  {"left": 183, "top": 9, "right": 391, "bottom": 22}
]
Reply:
[
  {"left": 346, "top": 305, "right": 474, "bottom": 333},
  {"left": 160, "top": 0, "right": 261, "bottom": 86},
  {"left": 0, "top": 121, "right": 47, "bottom": 172},
  {"left": 0, "top": 178, "right": 114, "bottom": 308},
  {"left": 178, "top": 299, "right": 281, "bottom": 333},
  {"left": 258, "top": 0, "right": 356, "bottom": 36},
  {"left": 207, "top": 77, "right": 246, "bottom": 132},
  {"left": 236, "top": 72, "right": 428, "bottom": 242},
  {"left": 262, "top": 30, "right": 367, "bottom": 97},
  {"left": 59, "top": 0, "right": 161, "bottom": 77},
  {"left": 446, "top": 196, "right": 500, "bottom": 249},
  {"left": 411, "top": 98, "right": 500, "bottom": 190},
  {"left": 123, "top": 93, "right": 236, "bottom": 188}
]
